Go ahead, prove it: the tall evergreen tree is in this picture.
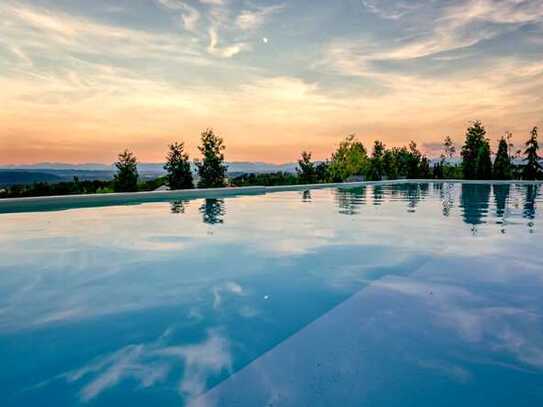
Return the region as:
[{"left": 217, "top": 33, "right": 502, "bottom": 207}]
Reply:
[
  {"left": 297, "top": 151, "right": 317, "bottom": 184},
  {"left": 195, "top": 129, "right": 227, "bottom": 188},
  {"left": 407, "top": 141, "right": 423, "bottom": 178},
  {"left": 493, "top": 136, "right": 512, "bottom": 180},
  {"left": 523, "top": 127, "right": 542, "bottom": 180},
  {"left": 367, "top": 140, "right": 385, "bottom": 180},
  {"left": 113, "top": 149, "right": 139, "bottom": 192},
  {"left": 477, "top": 140, "right": 492, "bottom": 179},
  {"left": 461, "top": 121, "right": 491, "bottom": 179},
  {"left": 164, "top": 142, "right": 194, "bottom": 190}
]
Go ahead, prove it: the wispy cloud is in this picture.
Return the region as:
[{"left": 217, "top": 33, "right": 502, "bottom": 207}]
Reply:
[
  {"left": 207, "top": 27, "right": 248, "bottom": 58},
  {"left": 355, "top": 0, "right": 543, "bottom": 64},
  {"left": 236, "top": 4, "right": 285, "bottom": 31},
  {"left": 61, "top": 328, "right": 231, "bottom": 403}
]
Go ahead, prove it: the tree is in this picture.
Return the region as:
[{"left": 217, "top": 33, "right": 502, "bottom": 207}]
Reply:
[
  {"left": 433, "top": 161, "right": 444, "bottom": 179},
  {"left": 315, "top": 161, "right": 329, "bottom": 182},
  {"left": 442, "top": 136, "right": 456, "bottom": 162},
  {"left": 164, "top": 142, "right": 194, "bottom": 190},
  {"left": 195, "top": 129, "right": 227, "bottom": 188},
  {"left": 367, "top": 140, "right": 385, "bottom": 180},
  {"left": 439, "top": 135, "right": 461, "bottom": 179},
  {"left": 493, "top": 136, "right": 512, "bottom": 180},
  {"left": 328, "top": 135, "right": 369, "bottom": 181},
  {"left": 297, "top": 151, "right": 317, "bottom": 184},
  {"left": 523, "top": 127, "right": 542, "bottom": 180},
  {"left": 419, "top": 156, "right": 432, "bottom": 178},
  {"left": 461, "top": 121, "right": 492, "bottom": 179},
  {"left": 390, "top": 146, "right": 410, "bottom": 178},
  {"left": 477, "top": 141, "right": 492, "bottom": 179},
  {"left": 407, "top": 141, "right": 423, "bottom": 178},
  {"left": 113, "top": 149, "right": 138, "bottom": 192},
  {"left": 383, "top": 149, "right": 398, "bottom": 179}
]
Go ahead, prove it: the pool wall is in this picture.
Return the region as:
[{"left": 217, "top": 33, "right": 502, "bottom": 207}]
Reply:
[{"left": 1, "top": 179, "right": 542, "bottom": 214}]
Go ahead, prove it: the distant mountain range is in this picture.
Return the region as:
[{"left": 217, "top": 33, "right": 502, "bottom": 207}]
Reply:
[
  {"left": 1, "top": 161, "right": 298, "bottom": 173},
  {"left": 0, "top": 162, "right": 299, "bottom": 186},
  {"left": 3, "top": 159, "right": 539, "bottom": 187}
]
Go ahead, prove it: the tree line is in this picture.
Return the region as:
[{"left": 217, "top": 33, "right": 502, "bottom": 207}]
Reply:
[
  {"left": 112, "top": 128, "right": 226, "bottom": 192},
  {"left": 1, "top": 121, "right": 541, "bottom": 199},
  {"left": 296, "top": 121, "right": 542, "bottom": 184}
]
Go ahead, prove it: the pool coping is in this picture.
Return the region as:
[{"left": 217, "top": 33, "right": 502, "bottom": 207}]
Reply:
[{"left": 0, "top": 179, "right": 542, "bottom": 213}]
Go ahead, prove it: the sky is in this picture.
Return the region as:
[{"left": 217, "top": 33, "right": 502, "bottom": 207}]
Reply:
[{"left": 1, "top": 0, "right": 543, "bottom": 164}]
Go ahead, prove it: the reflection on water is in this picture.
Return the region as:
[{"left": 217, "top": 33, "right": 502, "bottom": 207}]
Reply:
[
  {"left": 524, "top": 185, "right": 540, "bottom": 220},
  {"left": 372, "top": 185, "right": 384, "bottom": 206},
  {"left": 335, "top": 183, "right": 537, "bottom": 232},
  {"left": 436, "top": 182, "right": 455, "bottom": 217},
  {"left": 171, "top": 200, "right": 190, "bottom": 214},
  {"left": 335, "top": 187, "right": 367, "bottom": 215},
  {"left": 494, "top": 184, "right": 510, "bottom": 220},
  {"left": 302, "top": 190, "right": 312, "bottom": 203},
  {"left": 405, "top": 183, "right": 429, "bottom": 212},
  {"left": 0, "top": 183, "right": 542, "bottom": 406},
  {"left": 200, "top": 199, "right": 225, "bottom": 225},
  {"left": 460, "top": 184, "right": 491, "bottom": 227},
  {"left": 164, "top": 184, "right": 539, "bottom": 231}
]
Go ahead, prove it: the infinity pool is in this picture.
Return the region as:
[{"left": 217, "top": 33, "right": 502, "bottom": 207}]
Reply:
[{"left": 1, "top": 183, "right": 542, "bottom": 406}]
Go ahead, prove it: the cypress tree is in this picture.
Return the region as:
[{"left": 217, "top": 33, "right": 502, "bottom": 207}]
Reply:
[
  {"left": 522, "top": 127, "right": 542, "bottom": 180},
  {"left": 461, "top": 121, "right": 491, "bottom": 179},
  {"left": 476, "top": 141, "right": 492, "bottom": 179},
  {"left": 195, "top": 129, "right": 227, "bottom": 188},
  {"left": 164, "top": 142, "right": 194, "bottom": 190},
  {"left": 113, "top": 150, "right": 139, "bottom": 192},
  {"left": 493, "top": 137, "right": 512, "bottom": 180}
]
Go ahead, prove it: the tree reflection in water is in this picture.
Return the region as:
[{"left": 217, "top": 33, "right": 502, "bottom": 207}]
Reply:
[
  {"left": 372, "top": 186, "right": 384, "bottom": 206},
  {"left": 523, "top": 185, "right": 540, "bottom": 233},
  {"left": 335, "top": 187, "right": 367, "bottom": 215},
  {"left": 200, "top": 199, "right": 226, "bottom": 225},
  {"left": 170, "top": 200, "right": 190, "bottom": 214},
  {"left": 396, "top": 183, "right": 429, "bottom": 213},
  {"left": 460, "top": 184, "right": 491, "bottom": 234},
  {"left": 436, "top": 182, "right": 455, "bottom": 217}
]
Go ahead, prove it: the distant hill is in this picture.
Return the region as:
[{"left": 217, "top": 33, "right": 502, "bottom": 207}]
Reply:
[
  {"left": 0, "top": 161, "right": 299, "bottom": 186},
  {"left": 0, "top": 170, "right": 64, "bottom": 186},
  {"left": 1, "top": 161, "right": 299, "bottom": 174}
]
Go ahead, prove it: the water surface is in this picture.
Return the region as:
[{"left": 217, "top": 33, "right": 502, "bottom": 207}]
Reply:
[{"left": 0, "top": 183, "right": 542, "bottom": 406}]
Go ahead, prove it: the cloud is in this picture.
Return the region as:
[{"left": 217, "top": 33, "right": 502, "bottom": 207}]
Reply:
[
  {"left": 361, "top": 0, "right": 423, "bottom": 20},
  {"left": 207, "top": 27, "right": 248, "bottom": 58},
  {"left": 181, "top": 4, "right": 201, "bottom": 32},
  {"left": 354, "top": 0, "right": 543, "bottom": 65},
  {"left": 376, "top": 272, "right": 543, "bottom": 370},
  {"left": 212, "top": 281, "right": 244, "bottom": 309},
  {"left": 1, "top": 0, "right": 542, "bottom": 163},
  {"left": 0, "top": 2, "right": 208, "bottom": 66},
  {"left": 236, "top": 4, "right": 285, "bottom": 31},
  {"left": 62, "top": 328, "right": 231, "bottom": 403},
  {"left": 155, "top": 0, "right": 201, "bottom": 32}
]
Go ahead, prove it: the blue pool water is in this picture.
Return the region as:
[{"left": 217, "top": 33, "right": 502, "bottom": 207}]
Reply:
[{"left": 0, "top": 183, "right": 542, "bottom": 406}]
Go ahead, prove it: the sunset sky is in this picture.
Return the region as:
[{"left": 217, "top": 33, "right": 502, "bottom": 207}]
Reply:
[{"left": 1, "top": 0, "right": 543, "bottom": 164}]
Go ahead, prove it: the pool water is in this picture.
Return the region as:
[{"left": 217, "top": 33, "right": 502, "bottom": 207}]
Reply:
[{"left": 0, "top": 183, "right": 542, "bottom": 406}]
